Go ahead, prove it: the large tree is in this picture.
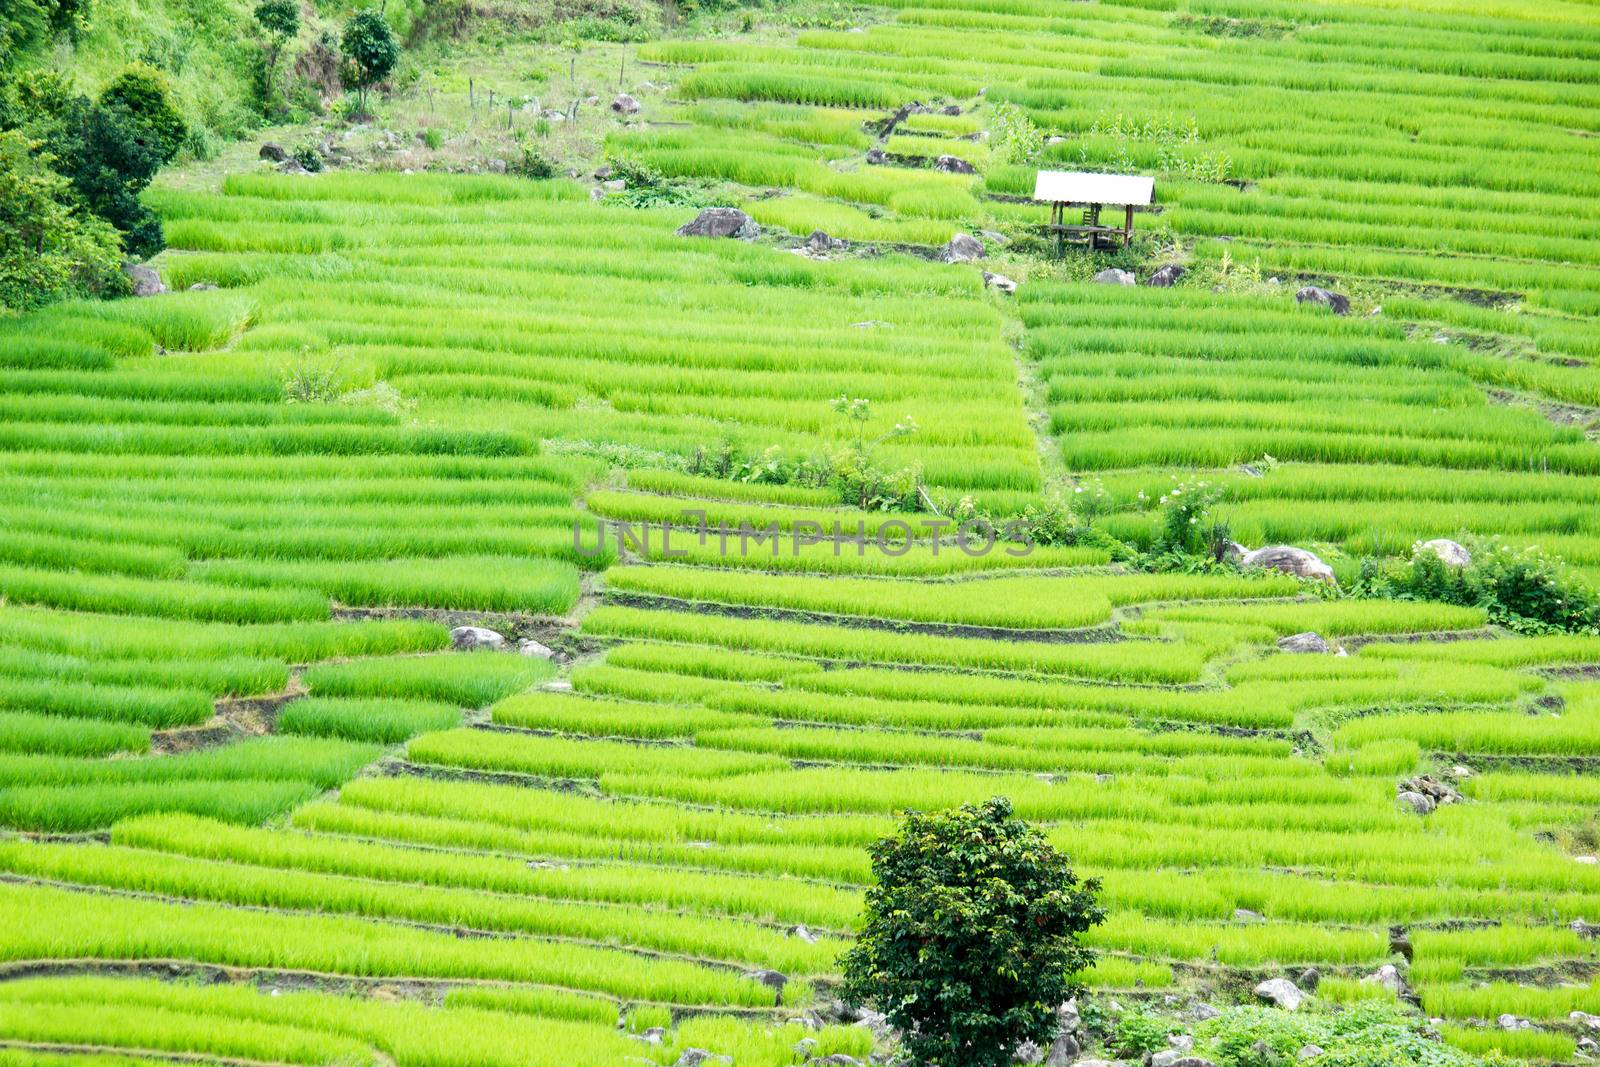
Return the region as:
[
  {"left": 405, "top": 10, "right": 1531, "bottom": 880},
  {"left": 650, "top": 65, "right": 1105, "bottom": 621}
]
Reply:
[{"left": 839, "top": 797, "right": 1104, "bottom": 1067}]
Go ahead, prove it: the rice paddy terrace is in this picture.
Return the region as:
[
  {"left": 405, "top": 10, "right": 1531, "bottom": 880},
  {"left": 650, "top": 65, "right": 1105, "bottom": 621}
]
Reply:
[{"left": 2, "top": 0, "right": 1600, "bottom": 1063}]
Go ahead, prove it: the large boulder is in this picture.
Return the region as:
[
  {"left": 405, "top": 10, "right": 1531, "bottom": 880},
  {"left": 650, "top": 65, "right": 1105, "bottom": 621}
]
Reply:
[
  {"left": 1094, "top": 268, "right": 1136, "bottom": 286},
  {"left": 1277, "top": 631, "right": 1331, "bottom": 654},
  {"left": 1417, "top": 538, "right": 1471, "bottom": 567},
  {"left": 450, "top": 625, "right": 507, "bottom": 651},
  {"left": 1296, "top": 286, "right": 1351, "bottom": 315},
  {"left": 1043, "top": 1032, "right": 1079, "bottom": 1067},
  {"left": 611, "top": 93, "right": 639, "bottom": 114},
  {"left": 935, "top": 154, "right": 977, "bottom": 174},
  {"left": 1242, "top": 545, "right": 1336, "bottom": 585},
  {"left": 677, "top": 208, "right": 759, "bottom": 240},
  {"left": 1254, "top": 978, "right": 1306, "bottom": 1011},
  {"left": 122, "top": 263, "right": 165, "bottom": 297},
  {"left": 941, "top": 232, "right": 986, "bottom": 263},
  {"left": 1147, "top": 264, "right": 1186, "bottom": 287}
]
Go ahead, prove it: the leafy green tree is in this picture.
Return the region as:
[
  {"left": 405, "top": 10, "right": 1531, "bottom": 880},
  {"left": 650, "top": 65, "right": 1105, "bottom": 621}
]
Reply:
[
  {"left": 839, "top": 797, "right": 1104, "bottom": 1067},
  {"left": 340, "top": 9, "right": 397, "bottom": 116},
  {"left": 40, "top": 63, "right": 187, "bottom": 256},
  {"left": 0, "top": 129, "right": 125, "bottom": 310},
  {"left": 254, "top": 0, "right": 300, "bottom": 112}
]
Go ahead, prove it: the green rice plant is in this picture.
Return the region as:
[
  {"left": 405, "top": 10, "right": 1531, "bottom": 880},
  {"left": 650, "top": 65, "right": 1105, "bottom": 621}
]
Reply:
[
  {"left": 492, "top": 691, "right": 759, "bottom": 740},
  {"left": 1325, "top": 740, "right": 1422, "bottom": 777},
  {"left": 193, "top": 555, "right": 583, "bottom": 613},
  {"left": 0, "top": 564, "right": 328, "bottom": 623},
  {"left": 302, "top": 652, "right": 555, "bottom": 707},
  {"left": 443, "top": 985, "right": 620, "bottom": 1026},
  {"left": 0, "top": 675, "right": 213, "bottom": 728},
  {"left": 406, "top": 728, "right": 787, "bottom": 780},
  {"left": 602, "top": 643, "right": 822, "bottom": 683},
  {"left": 0, "top": 841, "right": 840, "bottom": 975},
  {"left": 114, "top": 813, "right": 864, "bottom": 929},
  {"left": 0, "top": 710, "right": 149, "bottom": 757},
  {"left": 1439, "top": 1024, "right": 1574, "bottom": 1061},
  {"left": 276, "top": 696, "right": 463, "bottom": 744},
  {"left": 0, "top": 779, "right": 324, "bottom": 832},
  {"left": 581, "top": 606, "right": 1208, "bottom": 683},
  {"left": 605, "top": 566, "right": 1298, "bottom": 631},
  {"left": 0, "top": 881, "right": 781, "bottom": 1006}
]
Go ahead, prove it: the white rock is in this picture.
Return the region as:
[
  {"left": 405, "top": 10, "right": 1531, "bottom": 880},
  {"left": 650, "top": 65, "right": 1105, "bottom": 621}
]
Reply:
[
  {"left": 1417, "top": 538, "right": 1472, "bottom": 567},
  {"left": 450, "top": 625, "right": 507, "bottom": 651},
  {"left": 1254, "top": 978, "right": 1305, "bottom": 1011}
]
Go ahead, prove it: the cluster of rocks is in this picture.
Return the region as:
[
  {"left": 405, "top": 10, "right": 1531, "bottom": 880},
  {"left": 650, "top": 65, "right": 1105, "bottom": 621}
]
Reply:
[
  {"left": 448, "top": 625, "right": 557, "bottom": 660},
  {"left": 1396, "top": 774, "right": 1463, "bottom": 816},
  {"left": 1093, "top": 265, "right": 1186, "bottom": 288}
]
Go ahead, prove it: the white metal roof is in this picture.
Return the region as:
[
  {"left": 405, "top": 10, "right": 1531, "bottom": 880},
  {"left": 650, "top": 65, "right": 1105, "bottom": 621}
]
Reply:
[{"left": 1032, "top": 170, "right": 1154, "bottom": 205}]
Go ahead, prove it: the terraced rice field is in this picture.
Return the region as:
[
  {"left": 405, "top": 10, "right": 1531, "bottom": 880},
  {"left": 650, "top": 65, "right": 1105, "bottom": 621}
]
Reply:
[{"left": 1, "top": 0, "right": 1600, "bottom": 1062}]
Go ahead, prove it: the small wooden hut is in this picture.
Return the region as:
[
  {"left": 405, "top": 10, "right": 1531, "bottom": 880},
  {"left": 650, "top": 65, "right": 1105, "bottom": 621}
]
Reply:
[{"left": 1034, "top": 170, "right": 1154, "bottom": 254}]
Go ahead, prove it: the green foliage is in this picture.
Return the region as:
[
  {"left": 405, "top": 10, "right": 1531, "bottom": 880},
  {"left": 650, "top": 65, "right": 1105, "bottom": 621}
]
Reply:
[
  {"left": 1197, "top": 1003, "right": 1500, "bottom": 1067},
  {"left": 340, "top": 9, "right": 398, "bottom": 115},
  {"left": 1110, "top": 1007, "right": 1173, "bottom": 1057},
  {"left": 253, "top": 0, "right": 298, "bottom": 114},
  {"left": 838, "top": 797, "right": 1103, "bottom": 1067},
  {"left": 10, "top": 63, "right": 186, "bottom": 257},
  {"left": 990, "top": 101, "right": 1042, "bottom": 165},
  {"left": 0, "top": 129, "right": 125, "bottom": 310},
  {"left": 1353, "top": 540, "right": 1600, "bottom": 635}
]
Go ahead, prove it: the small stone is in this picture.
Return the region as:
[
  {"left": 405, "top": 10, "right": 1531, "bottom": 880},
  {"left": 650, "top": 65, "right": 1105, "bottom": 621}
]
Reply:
[
  {"left": 788, "top": 924, "right": 819, "bottom": 943},
  {"left": 611, "top": 93, "right": 640, "bottom": 114},
  {"left": 633, "top": 1026, "right": 666, "bottom": 1044},
  {"left": 517, "top": 638, "right": 555, "bottom": 659},
  {"left": 935, "top": 154, "right": 977, "bottom": 174},
  {"left": 1298, "top": 967, "right": 1320, "bottom": 992},
  {"left": 593, "top": 165, "right": 614, "bottom": 179},
  {"left": 983, "top": 271, "right": 1018, "bottom": 295},
  {"left": 1168, "top": 1035, "right": 1194, "bottom": 1053},
  {"left": 1298, "top": 1047, "right": 1324, "bottom": 1061},
  {"left": 1571, "top": 1010, "right": 1600, "bottom": 1030},
  {"left": 865, "top": 147, "right": 886, "bottom": 165},
  {"left": 487, "top": 158, "right": 507, "bottom": 174},
  {"left": 1497, "top": 1013, "right": 1529, "bottom": 1031},
  {"left": 1233, "top": 908, "right": 1265, "bottom": 924},
  {"left": 188, "top": 282, "right": 218, "bottom": 291},
  {"left": 940, "top": 104, "right": 962, "bottom": 115},
  {"left": 1093, "top": 268, "right": 1136, "bottom": 286},
  {"left": 450, "top": 625, "right": 507, "bottom": 651},
  {"left": 1014, "top": 1040, "right": 1044, "bottom": 1065},
  {"left": 1191, "top": 1003, "right": 1221, "bottom": 1022},
  {"left": 807, "top": 230, "right": 848, "bottom": 254},
  {"left": 602, "top": 179, "right": 626, "bottom": 191},
  {"left": 1254, "top": 977, "right": 1305, "bottom": 1011},
  {"left": 258, "top": 142, "right": 289, "bottom": 162}
]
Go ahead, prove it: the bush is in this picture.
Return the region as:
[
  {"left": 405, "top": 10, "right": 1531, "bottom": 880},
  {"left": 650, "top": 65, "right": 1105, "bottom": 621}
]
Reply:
[
  {"left": 1354, "top": 539, "right": 1600, "bottom": 635},
  {"left": 0, "top": 129, "right": 124, "bottom": 310},
  {"left": 839, "top": 797, "right": 1104, "bottom": 1067}
]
